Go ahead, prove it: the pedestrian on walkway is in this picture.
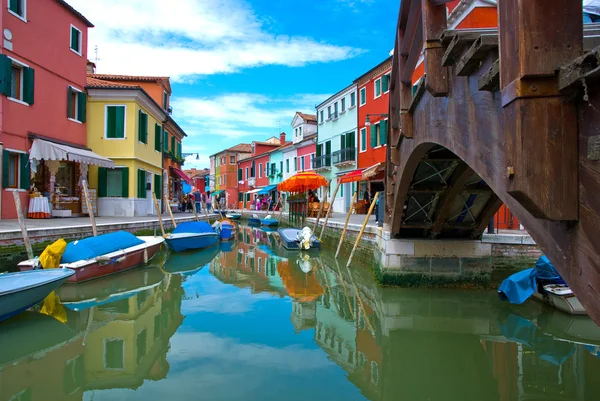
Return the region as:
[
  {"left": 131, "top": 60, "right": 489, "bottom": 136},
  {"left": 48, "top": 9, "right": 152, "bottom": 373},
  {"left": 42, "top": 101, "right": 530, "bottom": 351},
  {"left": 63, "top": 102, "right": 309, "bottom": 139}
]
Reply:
[
  {"left": 206, "top": 191, "right": 212, "bottom": 212},
  {"left": 187, "top": 195, "right": 193, "bottom": 212},
  {"left": 194, "top": 189, "right": 202, "bottom": 213},
  {"left": 584, "top": 0, "right": 600, "bottom": 23}
]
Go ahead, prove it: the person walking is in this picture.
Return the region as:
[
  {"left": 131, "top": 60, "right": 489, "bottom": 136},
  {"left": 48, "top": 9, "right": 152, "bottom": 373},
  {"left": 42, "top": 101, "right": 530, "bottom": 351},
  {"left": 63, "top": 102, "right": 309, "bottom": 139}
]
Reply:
[
  {"left": 206, "top": 191, "right": 212, "bottom": 212},
  {"left": 194, "top": 189, "right": 202, "bottom": 213},
  {"left": 584, "top": 0, "right": 600, "bottom": 23}
]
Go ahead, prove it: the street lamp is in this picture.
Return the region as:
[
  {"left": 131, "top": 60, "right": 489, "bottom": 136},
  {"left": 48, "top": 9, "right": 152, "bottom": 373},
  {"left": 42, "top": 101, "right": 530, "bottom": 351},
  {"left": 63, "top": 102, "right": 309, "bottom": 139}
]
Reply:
[
  {"left": 182, "top": 153, "right": 200, "bottom": 160},
  {"left": 365, "top": 113, "right": 389, "bottom": 126}
]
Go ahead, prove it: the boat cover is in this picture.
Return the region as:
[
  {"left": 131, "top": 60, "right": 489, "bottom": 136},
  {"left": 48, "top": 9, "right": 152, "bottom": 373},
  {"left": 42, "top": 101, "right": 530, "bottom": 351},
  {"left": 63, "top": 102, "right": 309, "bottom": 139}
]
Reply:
[
  {"left": 535, "top": 255, "right": 564, "bottom": 282},
  {"left": 61, "top": 231, "right": 144, "bottom": 263},
  {"left": 172, "top": 221, "right": 214, "bottom": 234},
  {"left": 498, "top": 267, "right": 537, "bottom": 304}
]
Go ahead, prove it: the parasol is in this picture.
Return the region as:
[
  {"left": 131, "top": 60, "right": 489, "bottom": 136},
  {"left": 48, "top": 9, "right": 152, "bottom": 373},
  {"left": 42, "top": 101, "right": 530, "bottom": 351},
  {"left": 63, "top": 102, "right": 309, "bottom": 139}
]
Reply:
[{"left": 278, "top": 171, "right": 327, "bottom": 192}]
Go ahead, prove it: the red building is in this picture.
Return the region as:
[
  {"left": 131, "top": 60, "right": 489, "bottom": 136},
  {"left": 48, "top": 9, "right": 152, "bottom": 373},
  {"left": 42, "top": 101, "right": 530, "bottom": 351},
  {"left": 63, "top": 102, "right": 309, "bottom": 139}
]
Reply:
[
  {"left": 0, "top": 0, "right": 94, "bottom": 219},
  {"left": 238, "top": 135, "right": 283, "bottom": 208},
  {"left": 354, "top": 57, "right": 392, "bottom": 197},
  {"left": 296, "top": 135, "right": 316, "bottom": 172}
]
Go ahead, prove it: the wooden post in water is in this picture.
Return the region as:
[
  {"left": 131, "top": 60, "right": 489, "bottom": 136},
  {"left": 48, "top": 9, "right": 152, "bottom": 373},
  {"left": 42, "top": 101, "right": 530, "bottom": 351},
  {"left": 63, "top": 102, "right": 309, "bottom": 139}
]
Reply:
[
  {"left": 13, "top": 191, "right": 33, "bottom": 260},
  {"left": 346, "top": 192, "right": 378, "bottom": 267},
  {"left": 318, "top": 181, "right": 340, "bottom": 240},
  {"left": 152, "top": 192, "right": 166, "bottom": 237},
  {"left": 313, "top": 181, "right": 331, "bottom": 231},
  {"left": 165, "top": 193, "right": 177, "bottom": 229},
  {"left": 277, "top": 195, "right": 284, "bottom": 221},
  {"left": 335, "top": 191, "right": 358, "bottom": 258},
  {"left": 82, "top": 180, "right": 97, "bottom": 237}
]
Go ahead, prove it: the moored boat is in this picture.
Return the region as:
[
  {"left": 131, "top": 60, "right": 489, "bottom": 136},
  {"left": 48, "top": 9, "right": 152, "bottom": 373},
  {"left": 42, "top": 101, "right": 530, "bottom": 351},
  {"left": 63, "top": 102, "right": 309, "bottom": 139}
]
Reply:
[
  {"left": 261, "top": 218, "right": 279, "bottom": 227},
  {"left": 165, "top": 222, "right": 220, "bottom": 253},
  {"left": 248, "top": 217, "right": 261, "bottom": 226},
  {"left": 218, "top": 219, "right": 238, "bottom": 241},
  {"left": 0, "top": 269, "right": 75, "bottom": 321},
  {"left": 19, "top": 232, "right": 164, "bottom": 283},
  {"left": 226, "top": 213, "right": 241, "bottom": 220},
  {"left": 278, "top": 228, "right": 320, "bottom": 251}
]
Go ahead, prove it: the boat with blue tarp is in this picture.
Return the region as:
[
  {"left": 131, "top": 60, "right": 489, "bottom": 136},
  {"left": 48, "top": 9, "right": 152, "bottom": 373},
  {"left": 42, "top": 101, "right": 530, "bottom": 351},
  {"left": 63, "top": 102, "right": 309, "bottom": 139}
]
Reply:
[
  {"left": 0, "top": 269, "right": 75, "bottom": 321},
  {"left": 260, "top": 218, "right": 279, "bottom": 227},
  {"left": 166, "top": 222, "right": 220, "bottom": 253}
]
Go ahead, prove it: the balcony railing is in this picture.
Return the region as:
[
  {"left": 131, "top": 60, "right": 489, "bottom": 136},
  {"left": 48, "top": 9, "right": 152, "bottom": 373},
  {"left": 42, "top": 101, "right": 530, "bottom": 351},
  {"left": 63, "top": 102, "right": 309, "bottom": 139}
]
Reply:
[
  {"left": 312, "top": 154, "right": 332, "bottom": 170},
  {"left": 332, "top": 148, "right": 356, "bottom": 165}
]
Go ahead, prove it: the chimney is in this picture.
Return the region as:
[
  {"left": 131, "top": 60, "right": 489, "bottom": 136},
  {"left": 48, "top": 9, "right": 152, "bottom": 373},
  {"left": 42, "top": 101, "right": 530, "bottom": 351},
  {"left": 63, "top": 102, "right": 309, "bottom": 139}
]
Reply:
[
  {"left": 280, "top": 132, "right": 286, "bottom": 144},
  {"left": 87, "top": 60, "right": 96, "bottom": 74}
]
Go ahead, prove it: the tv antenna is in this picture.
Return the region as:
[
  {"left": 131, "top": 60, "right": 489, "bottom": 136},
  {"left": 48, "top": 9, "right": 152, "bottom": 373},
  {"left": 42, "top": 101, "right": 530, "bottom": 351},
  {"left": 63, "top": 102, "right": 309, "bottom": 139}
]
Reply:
[{"left": 94, "top": 45, "right": 101, "bottom": 63}]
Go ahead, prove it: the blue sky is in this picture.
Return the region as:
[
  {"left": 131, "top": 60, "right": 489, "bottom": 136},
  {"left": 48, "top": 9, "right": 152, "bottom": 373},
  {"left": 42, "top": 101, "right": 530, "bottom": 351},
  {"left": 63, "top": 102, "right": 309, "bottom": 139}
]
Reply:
[{"left": 70, "top": 0, "right": 399, "bottom": 169}]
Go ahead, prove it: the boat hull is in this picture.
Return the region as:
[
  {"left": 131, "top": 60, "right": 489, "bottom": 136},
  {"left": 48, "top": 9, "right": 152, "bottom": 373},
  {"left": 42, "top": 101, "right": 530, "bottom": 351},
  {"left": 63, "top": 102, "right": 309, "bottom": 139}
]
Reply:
[
  {"left": 0, "top": 269, "right": 75, "bottom": 321},
  {"left": 248, "top": 218, "right": 261, "bottom": 226},
  {"left": 532, "top": 290, "right": 586, "bottom": 315},
  {"left": 226, "top": 214, "right": 241, "bottom": 220},
  {"left": 260, "top": 219, "right": 279, "bottom": 227},
  {"left": 18, "top": 237, "right": 164, "bottom": 283},
  {"left": 166, "top": 232, "right": 220, "bottom": 253},
  {"left": 277, "top": 228, "right": 321, "bottom": 251}
]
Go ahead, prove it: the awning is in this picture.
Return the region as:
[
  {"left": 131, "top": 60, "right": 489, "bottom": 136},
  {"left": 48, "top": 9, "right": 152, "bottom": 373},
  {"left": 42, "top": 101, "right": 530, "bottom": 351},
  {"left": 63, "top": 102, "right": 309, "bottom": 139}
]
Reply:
[
  {"left": 258, "top": 185, "right": 278, "bottom": 195},
  {"left": 338, "top": 169, "right": 364, "bottom": 184},
  {"left": 246, "top": 188, "right": 262, "bottom": 194},
  {"left": 212, "top": 190, "right": 224, "bottom": 196},
  {"left": 363, "top": 162, "right": 384, "bottom": 180},
  {"left": 29, "top": 139, "right": 115, "bottom": 168},
  {"left": 170, "top": 167, "right": 192, "bottom": 184}
]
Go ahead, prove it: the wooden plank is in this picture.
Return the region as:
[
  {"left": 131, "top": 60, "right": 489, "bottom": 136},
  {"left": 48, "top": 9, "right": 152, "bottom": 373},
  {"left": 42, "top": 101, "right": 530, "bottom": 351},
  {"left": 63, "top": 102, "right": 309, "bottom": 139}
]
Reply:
[
  {"left": 13, "top": 191, "right": 33, "bottom": 260},
  {"left": 455, "top": 35, "right": 498, "bottom": 76},
  {"left": 400, "top": 0, "right": 422, "bottom": 56},
  {"left": 471, "top": 195, "right": 503, "bottom": 238},
  {"left": 402, "top": 17, "right": 423, "bottom": 84},
  {"left": 335, "top": 191, "right": 358, "bottom": 259},
  {"left": 442, "top": 31, "right": 486, "bottom": 66},
  {"left": 421, "top": 0, "right": 448, "bottom": 95},
  {"left": 402, "top": 222, "right": 474, "bottom": 230},
  {"left": 165, "top": 193, "right": 177, "bottom": 228},
  {"left": 431, "top": 165, "right": 474, "bottom": 235},
  {"left": 558, "top": 48, "right": 600, "bottom": 91},
  {"left": 347, "top": 192, "right": 379, "bottom": 267},
  {"left": 152, "top": 192, "right": 166, "bottom": 237},
  {"left": 478, "top": 59, "right": 500, "bottom": 91},
  {"left": 399, "top": 0, "right": 417, "bottom": 30}
]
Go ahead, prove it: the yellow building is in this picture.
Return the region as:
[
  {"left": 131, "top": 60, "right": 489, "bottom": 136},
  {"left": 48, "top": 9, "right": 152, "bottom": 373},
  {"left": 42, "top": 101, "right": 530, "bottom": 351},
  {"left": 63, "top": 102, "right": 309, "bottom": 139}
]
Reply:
[{"left": 86, "top": 76, "right": 168, "bottom": 216}]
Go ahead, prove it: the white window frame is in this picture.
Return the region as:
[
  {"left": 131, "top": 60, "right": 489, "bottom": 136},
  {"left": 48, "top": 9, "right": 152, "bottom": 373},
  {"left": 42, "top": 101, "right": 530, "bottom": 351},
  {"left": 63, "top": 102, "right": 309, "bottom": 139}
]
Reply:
[
  {"left": 7, "top": 56, "right": 28, "bottom": 106},
  {"left": 4, "top": 148, "right": 26, "bottom": 192},
  {"left": 70, "top": 24, "right": 83, "bottom": 56},
  {"left": 230, "top": 155, "right": 235, "bottom": 164},
  {"left": 7, "top": 0, "right": 27, "bottom": 22},
  {"left": 350, "top": 91, "right": 356, "bottom": 108},
  {"left": 373, "top": 122, "right": 382, "bottom": 149},
  {"left": 68, "top": 85, "right": 83, "bottom": 124},
  {"left": 359, "top": 87, "right": 366, "bottom": 106},
  {"left": 383, "top": 73, "right": 391, "bottom": 94},
  {"left": 104, "top": 104, "right": 127, "bottom": 140},
  {"left": 245, "top": 167, "right": 249, "bottom": 180},
  {"left": 341, "top": 97, "right": 346, "bottom": 113},
  {"left": 374, "top": 78, "right": 382, "bottom": 99},
  {"left": 360, "top": 128, "right": 367, "bottom": 153}
]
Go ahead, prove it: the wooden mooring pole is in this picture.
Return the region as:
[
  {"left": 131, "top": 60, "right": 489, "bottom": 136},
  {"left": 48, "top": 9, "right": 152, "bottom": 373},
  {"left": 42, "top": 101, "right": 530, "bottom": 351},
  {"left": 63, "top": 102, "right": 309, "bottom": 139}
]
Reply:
[
  {"left": 13, "top": 191, "right": 33, "bottom": 260},
  {"left": 314, "top": 181, "right": 332, "bottom": 232},
  {"left": 335, "top": 191, "right": 357, "bottom": 258},
  {"left": 318, "top": 181, "right": 340, "bottom": 240},
  {"left": 82, "top": 180, "right": 97, "bottom": 237},
  {"left": 165, "top": 194, "right": 177, "bottom": 228},
  {"left": 346, "top": 192, "right": 378, "bottom": 268},
  {"left": 152, "top": 192, "right": 166, "bottom": 237}
]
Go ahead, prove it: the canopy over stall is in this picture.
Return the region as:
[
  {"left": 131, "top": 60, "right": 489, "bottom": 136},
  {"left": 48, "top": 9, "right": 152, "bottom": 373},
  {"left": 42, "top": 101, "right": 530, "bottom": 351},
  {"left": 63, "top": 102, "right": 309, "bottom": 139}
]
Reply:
[
  {"left": 258, "top": 185, "right": 278, "bottom": 195},
  {"left": 170, "top": 167, "right": 192, "bottom": 185},
  {"left": 337, "top": 162, "right": 382, "bottom": 184},
  {"left": 278, "top": 171, "right": 327, "bottom": 192},
  {"left": 29, "top": 139, "right": 115, "bottom": 170}
]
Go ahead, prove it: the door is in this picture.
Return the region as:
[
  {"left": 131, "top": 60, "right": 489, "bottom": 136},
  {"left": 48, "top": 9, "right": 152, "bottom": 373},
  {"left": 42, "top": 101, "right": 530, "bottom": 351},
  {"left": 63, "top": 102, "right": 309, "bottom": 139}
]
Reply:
[
  {"left": 146, "top": 172, "right": 153, "bottom": 215},
  {"left": 344, "top": 183, "right": 351, "bottom": 211}
]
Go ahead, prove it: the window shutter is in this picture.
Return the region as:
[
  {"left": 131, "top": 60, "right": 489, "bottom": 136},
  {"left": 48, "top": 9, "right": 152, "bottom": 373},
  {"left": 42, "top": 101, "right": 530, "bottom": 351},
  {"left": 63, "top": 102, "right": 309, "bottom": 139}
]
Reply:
[
  {"left": 2, "top": 150, "right": 9, "bottom": 188},
  {"left": 138, "top": 110, "right": 144, "bottom": 142},
  {"left": 0, "top": 55, "right": 12, "bottom": 97},
  {"left": 171, "top": 137, "right": 175, "bottom": 155},
  {"left": 121, "top": 167, "right": 129, "bottom": 198},
  {"left": 106, "top": 107, "right": 115, "bottom": 138},
  {"left": 380, "top": 120, "right": 388, "bottom": 145},
  {"left": 340, "top": 134, "right": 345, "bottom": 150},
  {"left": 19, "top": 155, "right": 30, "bottom": 190},
  {"left": 280, "top": 161, "right": 283, "bottom": 174},
  {"left": 382, "top": 74, "right": 389, "bottom": 92},
  {"left": 370, "top": 125, "right": 377, "bottom": 148},
  {"left": 177, "top": 142, "right": 182, "bottom": 158},
  {"left": 70, "top": 27, "right": 79, "bottom": 51},
  {"left": 9, "top": 0, "right": 18, "bottom": 13},
  {"left": 163, "top": 129, "right": 168, "bottom": 151},
  {"left": 23, "top": 67, "right": 34, "bottom": 105},
  {"left": 154, "top": 174, "right": 161, "bottom": 200},
  {"left": 138, "top": 169, "right": 147, "bottom": 198},
  {"left": 316, "top": 144, "right": 321, "bottom": 157},
  {"left": 77, "top": 91, "right": 86, "bottom": 122},
  {"left": 325, "top": 141, "right": 331, "bottom": 155},
  {"left": 67, "top": 87, "right": 73, "bottom": 118},
  {"left": 115, "top": 107, "right": 125, "bottom": 138},
  {"left": 98, "top": 167, "right": 107, "bottom": 197},
  {"left": 154, "top": 124, "right": 161, "bottom": 151},
  {"left": 238, "top": 168, "right": 242, "bottom": 181}
]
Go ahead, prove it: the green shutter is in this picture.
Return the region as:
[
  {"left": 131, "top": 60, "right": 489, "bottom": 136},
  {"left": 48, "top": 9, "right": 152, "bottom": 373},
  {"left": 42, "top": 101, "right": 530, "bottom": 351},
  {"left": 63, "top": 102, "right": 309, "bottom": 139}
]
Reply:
[
  {"left": 163, "top": 129, "right": 168, "bottom": 151},
  {"left": 163, "top": 92, "right": 168, "bottom": 109},
  {"left": 154, "top": 124, "right": 161, "bottom": 151},
  {"left": 2, "top": 150, "right": 8, "bottom": 188},
  {"left": 98, "top": 167, "right": 107, "bottom": 197},
  {"left": 370, "top": 125, "right": 377, "bottom": 148},
  {"left": 138, "top": 110, "right": 144, "bottom": 142},
  {"left": 0, "top": 55, "right": 12, "bottom": 97},
  {"left": 106, "top": 106, "right": 115, "bottom": 138},
  {"left": 382, "top": 74, "right": 389, "bottom": 93},
  {"left": 177, "top": 142, "right": 182, "bottom": 158},
  {"left": 19, "top": 155, "right": 30, "bottom": 190},
  {"left": 138, "top": 169, "right": 147, "bottom": 198},
  {"left": 316, "top": 144, "right": 321, "bottom": 157},
  {"left": 154, "top": 174, "right": 161, "bottom": 200},
  {"left": 238, "top": 168, "right": 242, "bottom": 181},
  {"left": 340, "top": 134, "right": 345, "bottom": 150},
  {"left": 412, "top": 84, "right": 418, "bottom": 98},
  {"left": 380, "top": 120, "right": 388, "bottom": 145},
  {"left": 23, "top": 67, "right": 34, "bottom": 105},
  {"left": 171, "top": 137, "right": 175, "bottom": 155},
  {"left": 286, "top": 159, "right": 289, "bottom": 173},
  {"left": 77, "top": 91, "right": 86, "bottom": 122},
  {"left": 67, "top": 87, "right": 73, "bottom": 118},
  {"left": 115, "top": 106, "right": 125, "bottom": 138},
  {"left": 9, "top": 0, "right": 18, "bottom": 13},
  {"left": 70, "top": 27, "right": 79, "bottom": 52},
  {"left": 347, "top": 131, "right": 355, "bottom": 148},
  {"left": 121, "top": 167, "right": 129, "bottom": 198},
  {"left": 325, "top": 141, "right": 331, "bottom": 155}
]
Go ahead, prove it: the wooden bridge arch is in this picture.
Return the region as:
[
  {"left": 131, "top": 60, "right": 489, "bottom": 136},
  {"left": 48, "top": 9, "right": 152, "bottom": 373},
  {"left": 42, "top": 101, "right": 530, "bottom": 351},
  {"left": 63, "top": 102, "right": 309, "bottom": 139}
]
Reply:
[{"left": 386, "top": 0, "right": 600, "bottom": 324}]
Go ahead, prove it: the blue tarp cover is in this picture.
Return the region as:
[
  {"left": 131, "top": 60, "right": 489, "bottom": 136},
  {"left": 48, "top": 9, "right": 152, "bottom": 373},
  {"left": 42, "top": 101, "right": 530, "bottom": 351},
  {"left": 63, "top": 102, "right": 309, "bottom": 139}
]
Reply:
[
  {"left": 61, "top": 231, "right": 144, "bottom": 263},
  {"left": 498, "top": 267, "right": 537, "bottom": 304},
  {"left": 172, "top": 221, "right": 214, "bottom": 235}
]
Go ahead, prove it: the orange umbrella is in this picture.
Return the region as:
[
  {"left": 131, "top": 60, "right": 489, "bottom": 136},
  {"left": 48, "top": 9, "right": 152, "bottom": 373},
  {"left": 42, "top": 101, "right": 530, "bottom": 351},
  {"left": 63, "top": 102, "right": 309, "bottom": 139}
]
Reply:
[{"left": 278, "top": 171, "right": 327, "bottom": 192}]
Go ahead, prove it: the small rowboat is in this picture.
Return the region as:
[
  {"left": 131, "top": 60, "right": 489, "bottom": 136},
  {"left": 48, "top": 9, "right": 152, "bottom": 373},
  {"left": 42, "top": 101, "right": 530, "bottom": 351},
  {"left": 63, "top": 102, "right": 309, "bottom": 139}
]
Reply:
[
  {"left": 261, "top": 218, "right": 279, "bottom": 227},
  {"left": 218, "top": 219, "right": 238, "bottom": 241},
  {"left": 0, "top": 269, "right": 75, "bottom": 321},
  {"left": 225, "top": 213, "right": 241, "bottom": 220},
  {"left": 278, "top": 228, "right": 320, "bottom": 251},
  {"left": 165, "top": 222, "right": 220, "bottom": 253},
  {"left": 248, "top": 217, "right": 261, "bottom": 226}
]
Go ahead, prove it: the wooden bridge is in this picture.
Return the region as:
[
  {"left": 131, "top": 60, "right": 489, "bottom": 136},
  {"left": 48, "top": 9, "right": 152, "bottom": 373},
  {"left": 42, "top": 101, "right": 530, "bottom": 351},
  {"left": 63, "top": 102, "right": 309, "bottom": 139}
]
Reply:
[{"left": 386, "top": 1, "right": 600, "bottom": 324}]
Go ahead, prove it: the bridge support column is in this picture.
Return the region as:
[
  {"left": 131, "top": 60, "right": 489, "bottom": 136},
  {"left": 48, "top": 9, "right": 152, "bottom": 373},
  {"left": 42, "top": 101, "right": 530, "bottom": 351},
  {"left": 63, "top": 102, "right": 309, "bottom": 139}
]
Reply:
[{"left": 499, "top": 0, "right": 582, "bottom": 220}]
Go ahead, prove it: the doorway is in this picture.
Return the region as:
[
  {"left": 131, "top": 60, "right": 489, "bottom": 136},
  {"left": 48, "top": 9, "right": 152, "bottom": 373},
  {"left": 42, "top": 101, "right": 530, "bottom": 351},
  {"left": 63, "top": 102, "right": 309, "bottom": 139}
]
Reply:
[{"left": 146, "top": 171, "right": 153, "bottom": 215}]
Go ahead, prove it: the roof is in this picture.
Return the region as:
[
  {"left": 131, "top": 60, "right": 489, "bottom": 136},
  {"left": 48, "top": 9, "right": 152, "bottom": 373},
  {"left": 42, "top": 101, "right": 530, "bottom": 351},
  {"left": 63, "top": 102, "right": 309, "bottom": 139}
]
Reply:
[
  {"left": 316, "top": 83, "right": 357, "bottom": 109},
  {"left": 353, "top": 56, "right": 393, "bottom": 84},
  {"left": 296, "top": 112, "right": 317, "bottom": 123},
  {"left": 252, "top": 141, "right": 280, "bottom": 147},
  {"left": 86, "top": 76, "right": 139, "bottom": 89},
  {"left": 227, "top": 143, "right": 252, "bottom": 153},
  {"left": 88, "top": 74, "right": 172, "bottom": 93},
  {"left": 166, "top": 115, "right": 187, "bottom": 137},
  {"left": 56, "top": 0, "right": 94, "bottom": 27}
]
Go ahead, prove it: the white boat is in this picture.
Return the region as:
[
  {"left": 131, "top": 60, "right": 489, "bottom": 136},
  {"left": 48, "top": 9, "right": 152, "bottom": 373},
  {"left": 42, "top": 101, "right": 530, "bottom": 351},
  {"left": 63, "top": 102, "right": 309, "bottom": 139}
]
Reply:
[{"left": 532, "top": 283, "right": 586, "bottom": 315}]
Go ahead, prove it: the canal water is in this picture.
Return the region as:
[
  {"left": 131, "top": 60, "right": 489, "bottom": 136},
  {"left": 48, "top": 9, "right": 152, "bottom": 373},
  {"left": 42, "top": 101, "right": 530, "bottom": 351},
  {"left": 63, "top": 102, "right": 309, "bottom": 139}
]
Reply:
[{"left": 1, "top": 225, "right": 600, "bottom": 401}]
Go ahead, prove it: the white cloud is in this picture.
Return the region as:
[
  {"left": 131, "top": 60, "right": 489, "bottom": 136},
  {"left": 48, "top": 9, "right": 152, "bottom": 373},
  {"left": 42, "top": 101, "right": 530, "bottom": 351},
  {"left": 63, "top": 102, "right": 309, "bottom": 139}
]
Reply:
[{"left": 70, "top": 0, "right": 364, "bottom": 81}]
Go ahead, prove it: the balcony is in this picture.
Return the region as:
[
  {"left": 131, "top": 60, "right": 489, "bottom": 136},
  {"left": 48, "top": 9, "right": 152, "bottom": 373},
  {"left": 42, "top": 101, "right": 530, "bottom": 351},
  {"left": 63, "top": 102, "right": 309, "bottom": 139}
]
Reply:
[
  {"left": 248, "top": 177, "right": 256, "bottom": 187},
  {"left": 332, "top": 148, "right": 356, "bottom": 167},
  {"left": 312, "top": 155, "right": 332, "bottom": 171}
]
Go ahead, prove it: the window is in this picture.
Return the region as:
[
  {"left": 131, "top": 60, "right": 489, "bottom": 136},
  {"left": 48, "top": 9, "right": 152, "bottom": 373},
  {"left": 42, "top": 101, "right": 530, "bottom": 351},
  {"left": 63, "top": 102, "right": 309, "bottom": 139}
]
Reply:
[
  {"left": 107, "top": 169, "right": 124, "bottom": 197},
  {"left": 266, "top": 163, "right": 269, "bottom": 176},
  {"left": 286, "top": 159, "right": 289, "bottom": 173},
  {"left": 2, "top": 150, "right": 28, "bottom": 190},
  {"left": 105, "top": 105, "right": 126, "bottom": 139},
  {"left": 230, "top": 155, "right": 235, "bottom": 164},
  {"left": 370, "top": 120, "right": 388, "bottom": 148},
  {"left": 350, "top": 92, "right": 356, "bottom": 107},
  {"left": 245, "top": 167, "right": 249, "bottom": 179},
  {"left": 154, "top": 174, "right": 161, "bottom": 200},
  {"left": 137, "top": 169, "right": 148, "bottom": 198},
  {"left": 138, "top": 110, "right": 148, "bottom": 144},
  {"left": 104, "top": 339, "right": 124, "bottom": 370},
  {"left": 70, "top": 25, "right": 82, "bottom": 55},
  {"left": 98, "top": 167, "right": 129, "bottom": 198},
  {"left": 383, "top": 73, "right": 390, "bottom": 93},
  {"left": 359, "top": 87, "right": 366, "bottom": 106},
  {"left": 293, "top": 157, "right": 297, "bottom": 172},
  {"left": 341, "top": 98, "right": 346, "bottom": 112},
  {"left": 333, "top": 102, "right": 338, "bottom": 118},
  {"left": 310, "top": 154, "right": 314, "bottom": 167},
  {"left": 259, "top": 163, "right": 263, "bottom": 178},
  {"left": 163, "top": 129, "right": 169, "bottom": 151},
  {"left": 360, "top": 128, "right": 367, "bottom": 152},
  {"left": 67, "top": 86, "right": 86, "bottom": 123},
  {"left": 301, "top": 157, "right": 305, "bottom": 171},
  {"left": 7, "top": 152, "right": 18, "bottom": 188},
  {"left": 154, "top": 124, "right": 162, "bottom": 152},
  {"left": 374, "top": 78, "right": 382, "bottom": 98},
  {"left": 171, "top": 137, "right": 176, "bottom": 156},
  {"left": 271, "top": 163, "right": 276, "bottom": 175},
  {"left": 299, "top": 126, "right": 302, "bottom": 136},
  {"left": 163, "top": 91, "right": 168, "bottom": 110},
  {"left": 327, "top": 106, "right": 332, "bottom": 119},
  {"left": 223, "top": 175, "right": 226, "bottom": 185},
  {"left": 320, "top": 110, "right": 324, "bottom": 122},
  {"left": 238, "top": 168, "right": 242, "bottom": 181},
  {"left": 3, "top": 56, "right": 34, "bottom": 105},
  {"left": 8, "top": 0, "right": 26, "bottom": 20},
  {"left": 280, "top": 161, "right": 283, "bottom": 175}
]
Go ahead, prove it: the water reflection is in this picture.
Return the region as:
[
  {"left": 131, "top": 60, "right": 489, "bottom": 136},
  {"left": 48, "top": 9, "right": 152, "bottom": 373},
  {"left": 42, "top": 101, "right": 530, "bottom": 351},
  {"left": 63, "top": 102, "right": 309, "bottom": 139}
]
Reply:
[{"left": 2, "top": 225, "right": 600, "bottom": 401}]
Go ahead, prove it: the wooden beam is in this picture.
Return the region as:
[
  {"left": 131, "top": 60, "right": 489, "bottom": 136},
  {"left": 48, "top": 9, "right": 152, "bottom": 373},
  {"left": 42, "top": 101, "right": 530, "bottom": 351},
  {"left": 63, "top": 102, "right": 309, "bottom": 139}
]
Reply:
[
  {"left": 478, "top": 59, "right": 500, "bottom": 91},
  {"left": 558, "top": 47, "right": 600, "bottom": 92},
  {"left": 402, "top": 222, "right": 474, "bottom": 230},
  {"left": 402, "top": 17, "right": 423, "bottom": 84},
  {"left": 431, "top": 165, "right": 474, "bottom": 235},
  {"left": 471, "top": 195, "right": 503, "bottom": 239},
  {"left": 408, "top": 77, "right": 426, "bottom": 113},
  {"left": 421, "top": 0, "right": 448, "bottom": 96},
  {"left": 399, "top": 0, "right": 418, "bottom": 30},
  {"left": 441, "top": 31, "right": 484, "bottom": 66},
  {"left": 455, "top": 34, "right": 498, "bottom": 76},
  {"left": 401, "top": 0, "right": 422, "bottom": 56}
]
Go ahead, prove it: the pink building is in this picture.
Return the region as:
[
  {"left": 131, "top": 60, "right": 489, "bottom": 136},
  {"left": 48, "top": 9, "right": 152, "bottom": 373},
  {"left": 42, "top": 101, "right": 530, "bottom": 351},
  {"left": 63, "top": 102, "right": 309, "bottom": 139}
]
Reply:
[{"left": 0, "top": 0, "right": 96, "bottom": 219}]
